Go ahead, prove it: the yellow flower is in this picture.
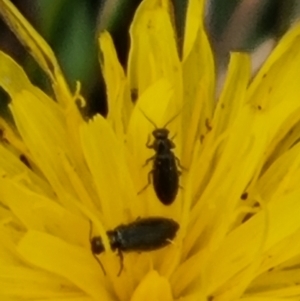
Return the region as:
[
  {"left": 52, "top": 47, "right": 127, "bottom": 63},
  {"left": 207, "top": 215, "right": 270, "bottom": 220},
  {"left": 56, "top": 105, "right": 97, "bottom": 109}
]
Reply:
[{"left": 1, "top": 0, "right": 300, "bottom": 300}]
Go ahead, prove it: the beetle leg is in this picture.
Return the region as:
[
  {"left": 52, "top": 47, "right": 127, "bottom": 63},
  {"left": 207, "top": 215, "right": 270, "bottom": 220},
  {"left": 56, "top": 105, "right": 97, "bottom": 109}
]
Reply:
[
  {"left": 175, "top": 156, "right": 187, "bottom": 171},
  {"left": 146, "top": 134, "right": 154, "bottom": 148},
  {"left": 117, "top": 249, "right": 124, "bottom": 277},
  {"left": 142, "top": 155, "right": 155, "bottom": 167},
  {"left": 137, "top": 170, "right": 153, "bottom": 195},
  {"left": 170, "top": 133, "right": 177, "bottom": 148}
]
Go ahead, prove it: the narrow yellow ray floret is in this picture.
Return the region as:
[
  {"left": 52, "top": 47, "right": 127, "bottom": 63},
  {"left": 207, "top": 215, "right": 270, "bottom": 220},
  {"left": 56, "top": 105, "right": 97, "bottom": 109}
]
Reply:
[{"left": 1, "top": 0, "right": 300, "bottom": 300}]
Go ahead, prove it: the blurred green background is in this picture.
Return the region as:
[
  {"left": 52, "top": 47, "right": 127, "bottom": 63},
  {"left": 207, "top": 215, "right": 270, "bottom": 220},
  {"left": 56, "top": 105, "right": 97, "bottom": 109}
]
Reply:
[{"left": 0, "top": 0, "right": 299, "bottom": 118}]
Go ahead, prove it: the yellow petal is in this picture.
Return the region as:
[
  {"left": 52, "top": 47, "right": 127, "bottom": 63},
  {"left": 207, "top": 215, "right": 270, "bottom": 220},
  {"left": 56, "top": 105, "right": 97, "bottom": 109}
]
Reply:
[
  {"left": 248, "top": 23, "right": 300, "bottom": 102},
  {"left": 80, "top": 115, "right": 138, "bottom": 226},
  {"left": 182, "top": 0, "right": 215, "bottom": 127},
  {"left": 0, "top": 0, "right": 74, "bottom": 107},
  {"left": 0, "top": 266, "right": 79, "bottom": 299},
  {"left": 98, "top": 32, "right": 132, "bottom": 138},
  {"left": 0, "top": 177, "right": 88, "bottom": 247},
  {"left": 17, "top": 230, "right": 111, "bottom": 300},
  {"left": 0, "top": 52, "right": 84, "bottom": 165},
  {"left": 207, "top": 188, "right": 300, "bottom": 295},
  {"left": 183, "top": 0, "right": 205, "bottom": 60},
  {"left": 213, "top": 53, "right": 251, "bottom": 138},
  {"left": 128, "top": 0, "right": 182, "bottom": 101},
  {"left": 131, "top": 270, "right": 173, "bottom": 301},
  {"left": 0, "top": 143, "right": 53, "bottom": 197},
  {"left": 9, "top": 90, "right": 77, "bottom": 203}
]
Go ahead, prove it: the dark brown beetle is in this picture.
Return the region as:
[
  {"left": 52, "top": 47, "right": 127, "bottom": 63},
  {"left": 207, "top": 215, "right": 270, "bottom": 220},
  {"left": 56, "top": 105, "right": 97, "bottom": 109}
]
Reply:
[
  {"left": 138, "top": 108, "right": 183, "bottom": 205},
  {"left": 90, "top": 217, "right": 179, "bottom": 276}
]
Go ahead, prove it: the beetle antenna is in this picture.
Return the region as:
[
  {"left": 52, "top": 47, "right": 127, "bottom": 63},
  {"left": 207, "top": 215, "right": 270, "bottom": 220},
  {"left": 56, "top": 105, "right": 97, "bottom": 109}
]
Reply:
[
  {"left": 138, "top": 108, "right": 158, "bottom": 129},
  {"left": 162, "top": 106, "right": 185, "bottom": 129},
  {"left": 89, "top": 220, "right": 106, "bottom": 275},
  {"left": 89, "top": 220, "right": 93, "bottom": 240}
]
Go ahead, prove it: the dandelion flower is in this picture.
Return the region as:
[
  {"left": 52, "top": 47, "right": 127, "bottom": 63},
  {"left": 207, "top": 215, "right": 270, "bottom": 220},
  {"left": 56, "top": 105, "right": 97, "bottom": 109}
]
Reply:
[{"left": 1, "top": 0, "right": 300, "bottom": 300}]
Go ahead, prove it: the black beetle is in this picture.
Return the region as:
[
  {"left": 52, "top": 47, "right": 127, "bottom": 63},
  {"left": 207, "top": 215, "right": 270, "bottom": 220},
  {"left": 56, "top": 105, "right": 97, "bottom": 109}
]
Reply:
[
  {"left": 138, "top": 108, "right": 183, "bottom": 205},
  {"left": 90, "top": 217, "right": 179, "bottom": 276}
]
